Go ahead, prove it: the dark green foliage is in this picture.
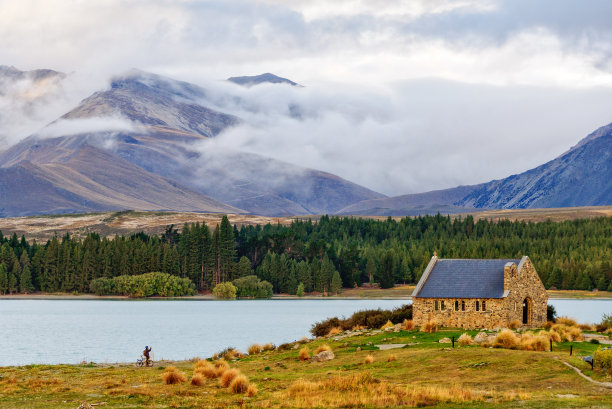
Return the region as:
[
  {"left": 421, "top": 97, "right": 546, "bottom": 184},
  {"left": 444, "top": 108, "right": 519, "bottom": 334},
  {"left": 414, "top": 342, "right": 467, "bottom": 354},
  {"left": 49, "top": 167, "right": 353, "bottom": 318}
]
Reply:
[
  {"left": 311, "top": 304, "right": 413, "bottom": 336},
  {"left": 1, "top": 213, "right": 611, "bottom": 295},
  {"left": 330, "top": 271, "right": 342, "bottom": 294},
  {"left": 232, "top": 275, "right": 273, "bottom": 298},
  {"left": 89, "top": 272, "right": 196, "bottom": 297},
  {"left": 547, "top": 304, "right": 557, "bottom": 322}
]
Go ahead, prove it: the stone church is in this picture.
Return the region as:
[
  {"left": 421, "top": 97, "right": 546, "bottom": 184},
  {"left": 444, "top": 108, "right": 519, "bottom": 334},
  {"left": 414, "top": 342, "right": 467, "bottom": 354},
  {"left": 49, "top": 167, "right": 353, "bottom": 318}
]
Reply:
[{"left": 412, "top": 255, "right": 547, "bottom": 329}]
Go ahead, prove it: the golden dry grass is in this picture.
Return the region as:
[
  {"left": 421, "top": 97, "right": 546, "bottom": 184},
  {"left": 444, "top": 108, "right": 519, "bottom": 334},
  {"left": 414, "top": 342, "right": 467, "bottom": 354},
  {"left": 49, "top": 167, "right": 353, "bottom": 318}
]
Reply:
[
  {"left": 556, "top": 317, "right": 579, "bottom": 327},
  {"left": 421, "top": 321, "right": 437, "bottom": 333},
  {"left": 262, "top": 343, "right": 276, "bottom": 351},
  {"left": 248, "top": 344, "right": 263, "bottom": 355},
  {"left": 508, "top": 320, "right": 521, "bottom": 330},
  {"left": 314, "top": 344, "right": 332, "bottom": 354},
  {"left": 298, "top": 346, "right": 310, "bottom": 361},
  {"left": 229, "top": 374, "right": 250, "bottom": 393},
  {"left": 380, "top": 320, "right": 394, "bottom": 330},
  {"left": 551, "top": 324, "right": 583, "bottom": 342},
  {"left": 364, "top": 355, "right": 374, "bottom": 364},
  {"left": 194, "top": 360, "right": 217, "bottom": 379},
  {"left": 519, "top": 332, "right": 549, "bottom": 352},
  {"left": 580, "top": 323, "right": 595, "bottom": 331},
  {"left": 402, "top": 319, "right": 414, "bottom": 330},
  {"left": 161, "top": 367, "right": 186, "bottom": 385},
  {"left": 387, "top": 354, "right": 397, "bottom": 362},
  {"left": 458, "top": 333, "right": 473, "bottom": 346},
  {"left": 327, "top": 327, "right": 342, "bottom": 336},
  {"left": 190, "top": 374, "right": 206, "bottom": 386},
  {"left": 219, "top": 369, "right": 241, "bottom": 388},
  {"left": 214, "top": 360, "right": 230, "bottom": 377},
  {"left": 493, "top": 329, "right": 519, "bottom": 349},
  {"left": 246, "top": 383, "right": 258, "bottom": 397}
]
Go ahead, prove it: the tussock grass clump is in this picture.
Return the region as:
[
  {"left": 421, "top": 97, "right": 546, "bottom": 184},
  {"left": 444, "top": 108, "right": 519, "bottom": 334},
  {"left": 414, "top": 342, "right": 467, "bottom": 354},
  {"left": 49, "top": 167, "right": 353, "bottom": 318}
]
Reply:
[
  {"left": 248, "top": 344, "right": 263, "bottom": 355},
  {"left": 262, "top": 343, "right": 275, "bottom": 351},
  {"left": 246, "top": 383, "right": 258, "bottom": 397},
  {"left": 493, "top": 329, "right": 519, "bottom": 349},
  {"left": 190, "top": 374, "right": 206, "bottom": 386},
  {"left": 352, "top": 325, "right": 366, "bottom": 331},
  {"left": 458, "top": 333, "right": 473, "bottom": 346},
  {"left": 328, "top": 327, "right": 342, "bottom": 336},
  {"left": 314, "top": 344, "right": 332, "bottom": 354},
  {"left": 543, "top": 321, "right": 554, "bottom": 330},
  {"left": 579, "top": 323, "right": 595, "bottom": 332},
  {"left": 551, "top": 324, "right": 583, "bottom": 342},
  {"left": 298, "top": 346, "right": 310, "bottom": 361},
  {"left": 556, "top": 317, "right": 578, "bottom": 327},
  {"left": 387, "top": 354, "right": 397, "bottom": 362},
  {"left": 219, "top": 369, "right": 241, "bottom": 388},
  {"left": 214, "top": 360, "right": 230, "bottom": 377},
  {"left": 421, "top": 321, "right": 437, "bottom": 333},
  {"left": 402, "top": 319, "right": 414, "bottom": 330},
  {"left": 519, "top": 332, "right": 549, "bottom": 351},
  {"left": 380, "top": 320, "right": 394, "bottom": 330},
  {"left": 161, "top": 366, "right": 187, "bottom": 385},
  {"left": 194, "top": 360, "right": 211, "bottom": 371},
  {"left": 508, "top": 320, "right": 521, "bottom": 330},
  {"left": 229, "top": 374, "right": 250, "bottom": 393},
  {"left": 364, "top": 355, "right": 374, "bottom": 364}
]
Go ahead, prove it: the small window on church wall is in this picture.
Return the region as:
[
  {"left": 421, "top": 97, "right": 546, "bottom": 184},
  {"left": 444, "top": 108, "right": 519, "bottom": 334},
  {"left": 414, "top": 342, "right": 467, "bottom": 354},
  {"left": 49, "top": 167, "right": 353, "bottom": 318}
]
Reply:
[
  {"left": 476, "top": 301, "right": 480, "bottom": 311},
  {"left": 482, "top": 300, "right": 486, "bottom": 311},
  {"left": 455, "top": 301, "right": 459, "bottom": 311},
  {"left": 440, "top": 300, "right": 445, "bottom": 310},
  {"left": 434, "top": 300, "right": 439, "bottom": 311},
  {"left": 461, "top": 300, "right": 465, "bottom": 311}
]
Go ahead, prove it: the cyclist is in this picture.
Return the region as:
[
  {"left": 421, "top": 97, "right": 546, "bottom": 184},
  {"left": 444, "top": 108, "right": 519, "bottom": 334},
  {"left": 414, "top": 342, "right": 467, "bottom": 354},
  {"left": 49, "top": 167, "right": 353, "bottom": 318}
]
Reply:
[{"left": 143, "top": 346, "right": 152, "bottom": 367}]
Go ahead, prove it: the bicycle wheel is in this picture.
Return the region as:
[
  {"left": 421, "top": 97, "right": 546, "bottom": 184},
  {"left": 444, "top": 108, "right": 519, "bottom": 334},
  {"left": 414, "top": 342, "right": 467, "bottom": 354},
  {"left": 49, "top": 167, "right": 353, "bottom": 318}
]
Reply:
[{"left": 136, "top": 359, "right": 144, "bottom": 367}]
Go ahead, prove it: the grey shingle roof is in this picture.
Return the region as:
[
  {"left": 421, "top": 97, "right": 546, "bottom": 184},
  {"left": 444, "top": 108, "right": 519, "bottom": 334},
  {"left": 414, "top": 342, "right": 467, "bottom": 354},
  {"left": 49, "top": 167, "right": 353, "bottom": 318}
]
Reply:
[{"left": 415, "top": 259, "right": 521, "bottom": 299}]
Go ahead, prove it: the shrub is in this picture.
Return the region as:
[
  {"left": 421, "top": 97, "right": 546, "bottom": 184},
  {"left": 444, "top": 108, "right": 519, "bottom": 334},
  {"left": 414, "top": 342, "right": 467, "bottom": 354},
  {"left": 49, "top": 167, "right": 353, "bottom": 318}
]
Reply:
[
  {"left": 248, "top": 344, "right": 263, "bottom": 355},
  {"left": 246, "top": 384, "right": 258, "bottom": 397},
  {"left": 220, "top": 369, "right": 241, "bottom": 388},
  {"left": 596, "top": 314, "right": 612, "bottom": 332},
  {"left": 519, "top": 332, "right": 549, "bottom": 351},
  {"left": 364, "top": 355, "right": 374, "bottom": 364},
  {"left": 212, "top": 282, "right": 237, "bottom": 299},
  {"left": 550, "top": 324, "right": 583, "bottom": 342},
  {"left": 590, "top": 338, "right": 600, "bottom": 344},
  {"left": 387, "top": 355, "right": 397, "bottom": 362},
  {"left": 296, "top": 282, "right": 304, "bottom": 297},
  {"left": 328, "top": 327, "right": 342, "bottom": 336},
  {"left": 214, "top": 360, "right": 230, "bottom": 377},
  {"left": 543, "top": 321, "right": 554, "bottom": 330},
  {"left": 194, "top": 360, "right": 211, "bottom": 371},
  {"left": 547, "top": 304, "right": 557, "bottom": 322},
  {"left": 299, "top": 346, "right": 310, "bottom": 361},
  {"left": 90, "top": 272, "right": 196, "bottom": 297},
  {"left": 458, "top": 333, "right": 473, "bottom": 346},
  {"left": 402, "top": 319, "right": 414, "bottom": 330},
  {"left": 310, "top": 304, "right": 412, "bottom": 336},
  {"left": 314, "top": 344, "right": 332, "bottom": 354},
  {"left": 421, "top": 321, "right": 437, "bottom": 333},
  {"left": 508, "top": 320, "right": 521, "bottom": 330},
  {"left": 190, "top": 374, "right": 206, "bottom": 386},
  {"left": 556, "top": 317, "right": 578, "bottom": 327},
  {"left": 594, "top": 348, "right": 612, "bottom": 373},
  {"left": 161, "top": 366, "right": 187, "bottom": 384},
  {"left": 232, "top": 275, "right": 273, "bottom": 298},
  {"left": 580, "top": 323, "right": 595, "bottom": 331},
  {"left": 230, "top": 375, "right": 250, "bottom": 393},
  {"left": 262, "top": 343, "right": 275, "bottom": 351},
  {"left": 493, "top": 329, "right": 519, "bottom": 349},
  {"left": 380, "top": 320, "right": 394, "bottom": 330}
]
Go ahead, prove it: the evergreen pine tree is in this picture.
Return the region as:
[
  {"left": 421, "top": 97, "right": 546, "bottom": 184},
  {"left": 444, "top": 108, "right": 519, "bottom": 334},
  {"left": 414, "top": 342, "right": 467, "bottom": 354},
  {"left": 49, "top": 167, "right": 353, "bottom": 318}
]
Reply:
[
  {"left": 379, "top": 251, "right": 395, "bottom": 289},
  {"left": 0, "top": 263, "right": 8, "bottom": 294},
  {"left": 19, "top": 265, "right": 34, "bottom": 294},
  {"left": 330, "top": 270, "right": 342, "bottom": 295}
]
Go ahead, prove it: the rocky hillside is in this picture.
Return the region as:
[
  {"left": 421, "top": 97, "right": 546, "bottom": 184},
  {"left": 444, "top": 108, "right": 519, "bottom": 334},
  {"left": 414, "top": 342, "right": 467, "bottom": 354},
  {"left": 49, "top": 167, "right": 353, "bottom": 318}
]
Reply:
[{"left": 227, "top": 73, "right": 299, "bottom": 87}]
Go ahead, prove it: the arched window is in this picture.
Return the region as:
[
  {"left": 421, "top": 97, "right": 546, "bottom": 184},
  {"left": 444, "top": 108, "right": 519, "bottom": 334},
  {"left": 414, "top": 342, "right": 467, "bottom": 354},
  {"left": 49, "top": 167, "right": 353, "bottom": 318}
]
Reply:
[
  {"left": 461, "top": 300, "right": 466, "bottom": 311},
  {"left": 455, "top": 300, "right": 459, "bottom": 311},
  {"left": 440, "top": 300, "right": 445, "bottom": 310},
  {"left": 476, "top": 301, "right": 480, "bottom": 311},
  {"left": 482, "top": 300, "right": 486, "bottom": 311},
  {"left": 434, "top": 300, "right": 439, "bottom": 311}
]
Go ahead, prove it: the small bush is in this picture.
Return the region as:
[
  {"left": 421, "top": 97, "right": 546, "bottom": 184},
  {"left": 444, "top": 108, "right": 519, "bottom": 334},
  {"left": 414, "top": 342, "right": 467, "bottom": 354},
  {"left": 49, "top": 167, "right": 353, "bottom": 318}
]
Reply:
[
  {"left": 508, "top": 320, "right": 521, "bottom": 330},
  {"left": 314, "top": 344, "right": 332, "bottom": 354},
  {"left": 458, "top": 333, "right": 473, "bottom": 346},
  {"left": 594, "top": 348, "right": 612, "bottom": 373},
  {"left": 310, "top": 304, "right": 412, "bottom": 336},
  {"left": 580, "top": 323, "right": 595, "bottom": 331},
  {"left": 190, "top": 374, "right": 206, "bottom": 386},
  {"left": 387, "top": 354, "right": 397, "bottom": 362},
  {"left": 212, "top": 282, "right": 237, "bottom": 299},
  {"left": 547, "top": 304, "right": 557, "bottom": 322},
  {"left": 493, "top": 329, "right": 519, "bottom": 349},
  {"left": 520, "top": 332, "right": 549, "bottom": 351},
  {"left": 214, "top": 360, "right": 230, "bottom": 377},
  {"left": 161, "top": 366, "right": 187, "bottom": 384},
  {"left": 364, "top": 355, "right": 374, "bottom": 364},
  {"left": 262, "top": 343, "right": 276, "bottom": 351},
  {"left": 402, "top": 319, "right": 414, "bottom": 330},
  {"left": 220, "top": 369, "right": 241, "bottom": 388},
  {"left": 194, "top": 360, "right": 211, "bottom": 371},
  {"left": 421, "top": 321, "right": 437, "bottom": 333},
  {"left": 246, "top": 384, "right": 258, "bottom": 397},
  {"left": 299, "top": 346, "right": 310, "bottom": 361},
  {"left": 590, "top": 338, "right": 600, "bottom": 344},
  {"left": 543, "top": 321, "right": 554, "bottom": 330},
  {"left": 380, "top": 320, "right": 394, "bottom": 330},
  {"left": 248, "top": 344, "right": 263, "bottom": 355},
  {"left": 551, "top": 324, "right": 583, "bottom": 342},
  {"left": 230, "top": 375, "right": 250, "bottom": 393},
  {"left": 328, "top": 327, "right": 342, "bottom": 336}
]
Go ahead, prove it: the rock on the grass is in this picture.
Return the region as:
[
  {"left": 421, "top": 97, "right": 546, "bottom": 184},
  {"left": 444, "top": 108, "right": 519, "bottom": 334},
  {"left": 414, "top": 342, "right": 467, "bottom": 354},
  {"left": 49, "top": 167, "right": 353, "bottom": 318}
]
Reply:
[
  {"left": 438, "top": 337, "right": 452, "bottom": 344},
  {"left": 311, "top": 351, "right": 335, "bottom": 362},
  {"left": 77, "top": 403, "right": 94, "bottom": 409},
  {"left": 473, "top": 332, "right": 489, "bottom": 344}
]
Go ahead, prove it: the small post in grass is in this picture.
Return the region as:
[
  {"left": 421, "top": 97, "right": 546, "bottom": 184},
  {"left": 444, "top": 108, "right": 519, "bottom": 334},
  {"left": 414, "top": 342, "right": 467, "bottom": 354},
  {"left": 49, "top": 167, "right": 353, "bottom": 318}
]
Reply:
[
  {"left": 569, "top": 344, "right": 572, "bottom": 356},
  {"left": 452, "top": 336, "right": 455, "bottom": 348},
  {"left": 549, "top": 339, "right": 553, "bottom": 352},
  {"left": 590, "top": 358, "right": 594, "bottom": 370}
]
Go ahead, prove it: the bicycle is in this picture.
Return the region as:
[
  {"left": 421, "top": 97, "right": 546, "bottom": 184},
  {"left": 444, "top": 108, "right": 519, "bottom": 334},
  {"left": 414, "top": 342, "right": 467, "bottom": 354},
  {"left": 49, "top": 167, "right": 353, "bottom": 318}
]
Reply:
[{"left": 136, "top": 355, "right": 153, "bottom": 367}]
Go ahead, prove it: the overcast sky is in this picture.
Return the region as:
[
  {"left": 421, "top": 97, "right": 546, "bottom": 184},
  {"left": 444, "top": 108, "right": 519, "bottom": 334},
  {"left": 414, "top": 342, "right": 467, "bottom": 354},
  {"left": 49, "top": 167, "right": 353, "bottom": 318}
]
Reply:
[{"left": 1, "top": 0, "right": 612, "bottom": 195}]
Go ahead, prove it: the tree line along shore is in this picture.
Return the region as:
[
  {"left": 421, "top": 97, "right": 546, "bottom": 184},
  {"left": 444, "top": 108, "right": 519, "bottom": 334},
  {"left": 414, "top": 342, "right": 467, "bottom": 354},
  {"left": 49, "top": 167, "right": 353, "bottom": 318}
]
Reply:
[{"left": 0, "top": 214, "right": 611, "bottom": 296}]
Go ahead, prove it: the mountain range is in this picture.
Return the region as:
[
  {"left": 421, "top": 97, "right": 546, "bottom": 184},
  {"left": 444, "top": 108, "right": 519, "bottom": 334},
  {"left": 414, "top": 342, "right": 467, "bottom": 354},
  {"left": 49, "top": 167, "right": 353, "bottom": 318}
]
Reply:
[{"left": 0, "top": 66, "right": 610, "bottom": 217}]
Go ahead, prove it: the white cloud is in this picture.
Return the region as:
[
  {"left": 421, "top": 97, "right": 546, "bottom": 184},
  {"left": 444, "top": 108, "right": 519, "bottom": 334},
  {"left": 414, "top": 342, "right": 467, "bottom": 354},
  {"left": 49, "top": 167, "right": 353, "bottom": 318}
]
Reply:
[{"left": 37, "top": 116, "right": 139, "bottom": 140}]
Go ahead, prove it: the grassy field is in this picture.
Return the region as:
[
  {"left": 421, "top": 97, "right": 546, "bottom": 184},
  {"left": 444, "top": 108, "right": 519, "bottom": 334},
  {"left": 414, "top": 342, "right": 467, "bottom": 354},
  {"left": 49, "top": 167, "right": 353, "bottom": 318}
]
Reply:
[{"left": 1, "top": 328, "right": 610, "bottom": 409}]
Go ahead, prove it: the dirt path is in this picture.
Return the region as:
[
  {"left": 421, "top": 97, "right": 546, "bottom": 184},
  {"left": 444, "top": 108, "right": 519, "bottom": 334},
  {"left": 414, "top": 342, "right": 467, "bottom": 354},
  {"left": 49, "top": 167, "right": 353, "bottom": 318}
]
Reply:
[{"left": 556, "top": 358, "right": 612, "bottom": 388}]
